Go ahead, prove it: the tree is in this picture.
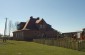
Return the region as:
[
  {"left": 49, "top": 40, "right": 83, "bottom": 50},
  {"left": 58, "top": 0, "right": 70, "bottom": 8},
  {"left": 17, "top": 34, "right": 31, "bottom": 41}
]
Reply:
[
  {"left": 15, "top": 21, "right": 20, "bottom": 30},
  {"left": 9, "top": 20, "right": 12, "bottom": 37},
  {"left": 11, "top": 21, "right": 19, "bottom": 32}
]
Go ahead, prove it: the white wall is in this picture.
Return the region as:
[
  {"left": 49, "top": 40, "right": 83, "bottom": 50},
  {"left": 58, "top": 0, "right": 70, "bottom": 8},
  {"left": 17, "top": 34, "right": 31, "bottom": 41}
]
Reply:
[{"left": 77, "top": 32, "right": 80, "bottom": 38}]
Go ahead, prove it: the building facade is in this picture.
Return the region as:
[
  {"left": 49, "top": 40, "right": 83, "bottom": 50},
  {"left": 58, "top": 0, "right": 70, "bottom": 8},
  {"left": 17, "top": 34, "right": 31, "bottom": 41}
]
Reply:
[{"left": 13, "top": 16, "right": 61, "bottom": 41}]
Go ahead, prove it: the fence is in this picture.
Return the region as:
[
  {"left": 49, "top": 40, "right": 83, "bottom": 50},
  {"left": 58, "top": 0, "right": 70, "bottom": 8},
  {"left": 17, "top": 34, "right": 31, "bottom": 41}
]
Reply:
[{"left": 33, "top": 38, "right": 85, "bottom": 51}]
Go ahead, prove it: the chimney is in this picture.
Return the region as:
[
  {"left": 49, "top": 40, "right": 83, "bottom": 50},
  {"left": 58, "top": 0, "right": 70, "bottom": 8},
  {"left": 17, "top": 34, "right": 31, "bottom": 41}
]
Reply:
[
  {"left": 30, "top": 16, "right": 33, "bottom": 19},
  {"left": 37, "top": 17, "right": 40, "bottom": 20}
]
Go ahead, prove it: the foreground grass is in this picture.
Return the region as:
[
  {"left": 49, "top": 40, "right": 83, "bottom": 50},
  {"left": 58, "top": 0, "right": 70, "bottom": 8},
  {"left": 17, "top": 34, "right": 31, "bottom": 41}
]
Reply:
[{"left": 0, "top": 40, "right": 85, "bottom": 55}]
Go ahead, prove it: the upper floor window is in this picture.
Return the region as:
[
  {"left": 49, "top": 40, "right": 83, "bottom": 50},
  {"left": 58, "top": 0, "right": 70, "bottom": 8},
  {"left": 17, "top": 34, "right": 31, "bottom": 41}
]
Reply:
[
  {"left": 40, "top": 25, "right": 45, "bottom": 29},
  {"left": 40, "top": 25, "right": 43, "bottom": 28}
]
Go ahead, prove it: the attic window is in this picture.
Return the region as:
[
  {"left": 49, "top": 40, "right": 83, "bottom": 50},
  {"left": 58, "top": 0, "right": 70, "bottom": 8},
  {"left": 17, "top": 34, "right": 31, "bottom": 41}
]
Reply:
[{"left": 40, "top": 25, "right": 45, "bottom": 29}]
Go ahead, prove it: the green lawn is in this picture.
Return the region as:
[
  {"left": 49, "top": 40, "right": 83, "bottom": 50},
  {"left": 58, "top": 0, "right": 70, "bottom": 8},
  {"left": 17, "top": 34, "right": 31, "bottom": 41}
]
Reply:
[{"left": 0, "top": 40, "right": 85, "bottom": 55}]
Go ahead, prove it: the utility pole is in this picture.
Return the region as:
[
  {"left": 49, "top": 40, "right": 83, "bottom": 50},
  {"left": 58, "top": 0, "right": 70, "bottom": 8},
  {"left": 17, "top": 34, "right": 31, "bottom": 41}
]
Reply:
[
  {"left": 4, "top": 18, "right": 7, "bottom": 36},
  {"left": 3, "top": 18, "right": 7, "bottom": 42}
]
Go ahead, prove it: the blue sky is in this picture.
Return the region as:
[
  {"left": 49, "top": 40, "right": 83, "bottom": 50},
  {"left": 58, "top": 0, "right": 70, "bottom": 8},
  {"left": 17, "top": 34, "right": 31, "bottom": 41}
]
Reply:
[{"left": 0, "top": 0, "right": 85, "bottom": 35}]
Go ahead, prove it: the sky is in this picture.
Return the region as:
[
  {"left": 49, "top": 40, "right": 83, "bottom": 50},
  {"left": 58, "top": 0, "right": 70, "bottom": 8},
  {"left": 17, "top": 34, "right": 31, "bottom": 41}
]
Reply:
[{"left": 0, "top": 0, "right": 85, "bottom": 35}]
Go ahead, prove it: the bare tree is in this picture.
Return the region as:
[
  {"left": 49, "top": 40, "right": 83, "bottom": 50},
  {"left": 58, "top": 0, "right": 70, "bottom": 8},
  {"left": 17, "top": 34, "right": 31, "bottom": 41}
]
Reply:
[
  {"left": 15, "top": 21, "right": 20, "bottom": 30},
  {"left": 9, "top": 20, "right": 12, "bottom": 37},
  {"left": 12, "top": 21, "right": 20, "bottom": 32}
]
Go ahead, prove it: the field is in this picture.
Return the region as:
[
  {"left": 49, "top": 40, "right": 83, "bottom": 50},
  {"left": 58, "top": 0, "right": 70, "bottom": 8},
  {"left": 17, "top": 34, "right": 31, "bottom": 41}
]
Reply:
[{"left": 0, "top": 40, "right": 85, "bottom": 55}]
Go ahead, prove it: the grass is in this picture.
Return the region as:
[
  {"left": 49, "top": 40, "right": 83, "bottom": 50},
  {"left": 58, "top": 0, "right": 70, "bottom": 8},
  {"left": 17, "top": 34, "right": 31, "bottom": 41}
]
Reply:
[{"left": 0, "top": 40, "right": 85, "bottom": 55}]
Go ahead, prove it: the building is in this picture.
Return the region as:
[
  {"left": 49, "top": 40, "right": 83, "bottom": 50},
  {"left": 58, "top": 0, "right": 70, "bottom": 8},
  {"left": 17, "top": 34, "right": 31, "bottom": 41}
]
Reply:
[
  {"left": 62, "top": 31, "right": 81, "bottom": 39},
  {"left": 62, "top": 29, "right": 85, "bottom": 40},
  {"left": 81, "top": 28, "right": 85, "bottom": 40},
  {"left": 13, "top": 16, "right": 61, "bottom": 41}
]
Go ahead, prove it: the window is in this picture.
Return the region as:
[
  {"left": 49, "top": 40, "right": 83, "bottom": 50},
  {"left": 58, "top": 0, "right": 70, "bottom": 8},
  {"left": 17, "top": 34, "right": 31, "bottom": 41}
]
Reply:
[
  {"left": 40, "top": 25, "right": 43, "bottom": 28},
  {"left": 40, "top": 25, "right": 45, "bottom": 29},
  {"left": 43, "top": 25, "right": 45, "bottom": 28}
]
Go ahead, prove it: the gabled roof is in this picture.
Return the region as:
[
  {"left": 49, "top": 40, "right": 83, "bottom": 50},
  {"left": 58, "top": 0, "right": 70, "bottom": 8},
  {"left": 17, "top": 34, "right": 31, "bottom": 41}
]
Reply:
[
  {"left": 17, "top": 22, "right": 26, "bottom": 30},
  {"left": 36, "top": 19, "right": 47, "bottom": 24},
  {"left": 23, "top": 19, "right": 30, "bottom": 30},
  {"left": 19, "top": 22, "right": 26, "bottom": 24},
  {"left": 16, "top": 16, "right": 48, "bottom": 30},
  {"left": 23, "top": 16, "right": 41, "bottom": 30},
  {"left": 36, "top": 19, "right": 41, "bottom": 24}
]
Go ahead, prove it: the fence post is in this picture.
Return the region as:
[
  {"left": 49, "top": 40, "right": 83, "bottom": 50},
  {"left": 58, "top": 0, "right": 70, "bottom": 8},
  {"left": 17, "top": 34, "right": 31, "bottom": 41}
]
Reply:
[{"left": 78, "top": 41, "right": 81, "bottom": 51}]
